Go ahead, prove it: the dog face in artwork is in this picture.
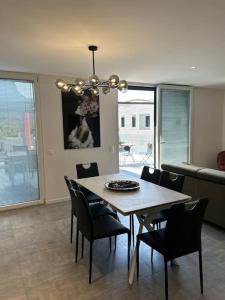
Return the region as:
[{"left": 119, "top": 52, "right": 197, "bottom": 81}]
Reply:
[{"left": 68, "top": 116, "right": 94, "bottom": 148}]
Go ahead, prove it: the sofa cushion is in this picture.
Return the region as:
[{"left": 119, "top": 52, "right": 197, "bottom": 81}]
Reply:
[{"left": 161, "top": 163, "right": 204, "bottom": 177}]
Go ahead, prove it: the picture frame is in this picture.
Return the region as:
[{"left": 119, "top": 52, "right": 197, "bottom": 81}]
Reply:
[{"left": 61, "top": 90, "right": 101, "bottom": 149}]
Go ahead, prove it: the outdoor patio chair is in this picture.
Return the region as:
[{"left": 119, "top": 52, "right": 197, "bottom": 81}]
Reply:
[{"left": 141, "top": 143, "right": 153, "bottom": 163}]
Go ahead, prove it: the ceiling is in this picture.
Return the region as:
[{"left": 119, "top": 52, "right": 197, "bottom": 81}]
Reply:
[{"left": 1, "top": 0, "right": 225, "bottom": 88}]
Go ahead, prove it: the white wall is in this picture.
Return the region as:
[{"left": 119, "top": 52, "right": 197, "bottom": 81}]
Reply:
[
  {"left": 38, "top": 75, "right": 119, "bottom": 203},
  {"left": 192, "top": 87, "right": 224, "bottom": 168},
  {"left": 39, "top": 79, "right": 225, "bottom": 202},
  {"left": 222, "top": 92, "right": 225, "bottom": 149},
  {"left": 1, "top": 70, "right": 223, "bottom": 203}
]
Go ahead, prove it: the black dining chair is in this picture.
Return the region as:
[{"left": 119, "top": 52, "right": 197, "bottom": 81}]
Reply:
[
  {"left": 64, "top": 176, "right": 117, "bottom": 244},
  {"left": 130, "top": 167, "right": 161, "bottom": 245},
  {"left": 76, "top": 162, "right": 99, "bottom": 178},
  {"left": 150, "top": 171, "right": 185, "bottom": 260},
  {"left": 160, "top": 170, "right": 185, "bottom": 192},
  {"left": 140, "top": 166, "right": 161, "bottom": 184},
  {"left": 75, "top": 189, "right": 131, "bottom": 283},
  {"left": 75, "top": 162, "right": 102, "bottom": 204},
  {"left": 137, "top": 167, "right": 161, "bottom": 244},
  {"left": 136, "top": 198, "right": 208, "bottom": 300},
  {"left": 64, "top": 176, "right": 76, "bottom": 243},
  {"left": 151, "top": 171, "right": 185, "bottom": 229}
]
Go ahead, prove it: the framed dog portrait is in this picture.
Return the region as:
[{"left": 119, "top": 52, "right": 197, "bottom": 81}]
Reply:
[{"left": 61, "top": 90, "right": 101, "bottom": 149}]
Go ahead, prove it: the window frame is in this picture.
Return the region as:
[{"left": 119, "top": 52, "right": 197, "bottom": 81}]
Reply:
[
  {"left": 0, "top": 71, "right": 44, "bottom": 211},
  {"left": 156, "top": 84, "right": 193, "bottom": 168}
]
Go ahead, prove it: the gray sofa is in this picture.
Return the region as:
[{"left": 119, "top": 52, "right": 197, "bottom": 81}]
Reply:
[{"left": 161, "top": 163, "right": 225, "bottom": 229}]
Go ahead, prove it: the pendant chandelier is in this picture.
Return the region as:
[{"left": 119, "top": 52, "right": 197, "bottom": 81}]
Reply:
[{"left": 55, "top": 45, "right": 128, "bottom": 96}]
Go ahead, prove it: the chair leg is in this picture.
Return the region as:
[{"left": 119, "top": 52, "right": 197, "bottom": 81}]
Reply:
[
  {"left": 75, "top": 227, "right": 79, "bottom": 263},
  {"left": 151, "top": 224, "right": 155, "bottom": 263},
  {"left": 128, "top": 233, "right": 131, "bottom": 271},
  {"left": 136, "top": 238, "right": 140, "bottom": 279},
  {"left": 89, "top": 241, "right": 93, "bottom": 284},
  {"left": 109, "top": 237, "right": 112, "bottom": 252},
  {"left": 132, "top": 215, "right": 135, "bottom": 245},
  {"left": 199, "top": 249, "right": 203, "bottom": 294},
  {"left": 81, "top": 234, "right": 84, "bottom": 258},
  {"left": 70, "top": 213, "right": 73, "bottom": 243},
  {"left": 164, "top": 259, "right": 168, "bottom": 300},
  {"left": 130, "top": 215, "right": 135, "bottom": 246}
]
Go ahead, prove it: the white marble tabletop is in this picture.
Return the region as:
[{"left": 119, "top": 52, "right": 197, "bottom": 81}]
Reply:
[{"left": 76, "top": 173, "right": 191, "bottom": 216}]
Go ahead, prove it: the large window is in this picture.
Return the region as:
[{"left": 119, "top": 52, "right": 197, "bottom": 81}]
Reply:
[
  {"left": 158, "top": 85, "right": 192, "bottom": 166},
  {"left": 0, "top": 79, "right": 40, "bottom": 207}
]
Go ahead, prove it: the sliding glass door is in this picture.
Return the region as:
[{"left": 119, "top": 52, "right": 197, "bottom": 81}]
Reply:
[
  {"left": 118, "top": 86, "right": 156, "bottom": 175},
  {"left": 0, "top": 78, "right": 40, "bottom": 207},
  {"left": 157, "top": 85, "right": 192, "bottom": 167}
]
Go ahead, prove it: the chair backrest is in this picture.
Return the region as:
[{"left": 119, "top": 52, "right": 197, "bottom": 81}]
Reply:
[
  {"left": 217, "top": 151, "right": 225, "bottom": 170},
  {"left": 146, "top": 143, "right": 152, "bottom": 154},
  {"left": 64, "top": 176, "right": 76, "bottom": 213},
  {"left": 70, "top": 179, "right": 80, "bottom": 191},
  {"left": 76, "top": 162, "right": 99, "bottom": 179},
  {"left": 159, "top": 170, "right": 185, "bottom": 193},
  {"left": 64, "top": 175, "right": 71, "bottom": 192},
  {"left": 124, "top": 145, "right": 131, "bottom": 152},
  {"left": 140, "top": 166, "right": 161, "bottom": 184},
  {"left": 164, "top": 198, "right": 208, "bottom": 259},
  {"left": 75, "top": 190, "right": 93, "bottom": 240}
]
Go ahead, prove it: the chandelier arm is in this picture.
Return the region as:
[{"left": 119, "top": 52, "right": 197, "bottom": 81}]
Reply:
[{"left": 70, "top": 82, "right": 109, "bottom": 88}]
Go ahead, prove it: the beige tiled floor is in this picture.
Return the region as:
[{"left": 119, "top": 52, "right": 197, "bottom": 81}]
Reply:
[{"left": 0, "top": 202, "right": 224, "bottom": 300}]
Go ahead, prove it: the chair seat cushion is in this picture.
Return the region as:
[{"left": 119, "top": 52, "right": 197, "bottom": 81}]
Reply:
[
  {"left": 90, "top": 203, "right": 117, "bottom": 219},
  {"left": 138, "top": 229, "right": 166, "bottom": 255},
  {"left": 93, "top": 215, "right": 129, "bottom": 239}
]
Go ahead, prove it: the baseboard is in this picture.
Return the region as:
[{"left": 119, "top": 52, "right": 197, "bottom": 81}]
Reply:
[{"left": 45, "top": 197, "right": 70, "bottom": 204}]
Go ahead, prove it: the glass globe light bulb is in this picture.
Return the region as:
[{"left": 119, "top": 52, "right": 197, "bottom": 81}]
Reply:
[
  {"left": 76, "top": 78, "right": 86, "bottom": 87},
  {"left": 108, "top": 75, "right": 119, "bottom": 88},
  {"left": 62, "top": 84, "right": 71, "bottom": 92},
  {"left": 76, "top": 89, "right": 84, "bottom": 96},
  {"left": 55, "top": 79, "right": 67, "bottom": 89},
  {"left": 118, "top": 80, "right": 128, "bottom": 92},
  {"left": 91, "top": 87, "right": 99, "bottom": 96},
  {"left": 72, "top": 85, "right": 82, "bottom": 93},
  {"left": 89, "top": 74, "right": 99, "bottom": 86}
]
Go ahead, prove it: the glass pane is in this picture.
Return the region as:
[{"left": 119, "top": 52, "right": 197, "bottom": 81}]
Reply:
[
  {"left": 0, "top": 79, "right": 39, "bottom": 206},
  {"left": 118, "top": 89, "right": 155, "bottom": 176},
  {"left": 159, "top": 89, "right": 190, "bottom": 165}
]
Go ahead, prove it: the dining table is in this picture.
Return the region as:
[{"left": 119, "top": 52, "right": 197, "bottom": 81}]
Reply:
[{"left": 76, "top": 173, "right": 191, "bottom": 285}]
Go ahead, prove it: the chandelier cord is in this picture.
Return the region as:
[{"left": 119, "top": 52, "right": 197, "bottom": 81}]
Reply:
[{"left": 92, "top": 50, "right": 95, "bottom": 75}]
